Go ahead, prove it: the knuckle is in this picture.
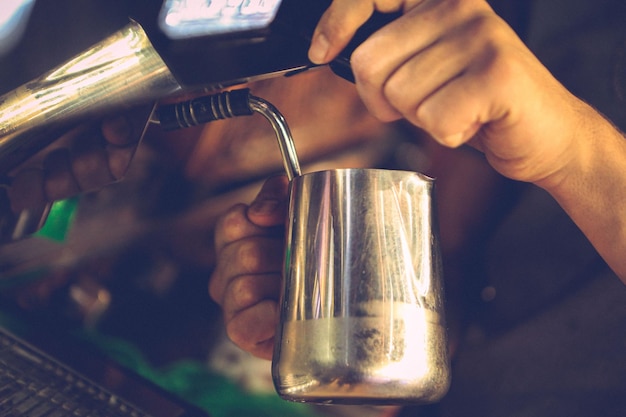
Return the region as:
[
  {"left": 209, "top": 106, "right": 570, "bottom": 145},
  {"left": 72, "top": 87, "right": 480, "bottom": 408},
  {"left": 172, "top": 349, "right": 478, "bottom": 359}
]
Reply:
[
  {"left": 414, "top": 100, "right": 434, "bottom": 130},
  {"left": 101, "top": 115, "right": 134, "bottom": 146},
  {"left": 351, "top": 46, "right": 379, "bottom": 87},
  {"left": 236, "top": 239, "right": 264, "bottom": 273},
  {"left": 413, "top": 107, "right": 453, "bottom": 145},
  {"left": 467, "top": 10, "right": 500, "bottom": 36},
  {"left": 382, "top": 75, "right": 407, "bottom": 111},
  {"left": 229, "top": 276, "right": 261, "bottom": 310},
  {"left": 215, "top": 204, "right": 249, "bottom": 242}
]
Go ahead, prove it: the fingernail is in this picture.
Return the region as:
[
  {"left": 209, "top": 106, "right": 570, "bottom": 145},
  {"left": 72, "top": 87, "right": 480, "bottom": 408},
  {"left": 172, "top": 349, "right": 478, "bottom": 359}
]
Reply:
[
  {"left": 309, "top": 32, "right": 330, "bottom": 64},
  {"left": 249, "top": 198, "right": 280, "bottom": 215}
]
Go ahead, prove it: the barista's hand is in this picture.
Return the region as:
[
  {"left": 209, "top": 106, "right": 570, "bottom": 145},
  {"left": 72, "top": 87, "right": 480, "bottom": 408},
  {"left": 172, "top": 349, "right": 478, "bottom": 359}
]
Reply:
[
  {"left": 7, "top": 115, "right": 139, "bottom": 212},
  {"left": 209, "top": 176, "right": 289, "bottom": 360},
  {"left": 310, "top": 0, "right": 626, "bottom": 280},
  {"left": 308, "top": 0, "right": 594, "bottom": 188}
]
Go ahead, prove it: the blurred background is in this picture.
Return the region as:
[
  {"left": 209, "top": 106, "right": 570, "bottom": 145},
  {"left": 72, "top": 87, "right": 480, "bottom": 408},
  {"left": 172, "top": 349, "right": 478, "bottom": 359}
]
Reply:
[{"left": 0, "top": 1, "right": 625, "bottom": 417}]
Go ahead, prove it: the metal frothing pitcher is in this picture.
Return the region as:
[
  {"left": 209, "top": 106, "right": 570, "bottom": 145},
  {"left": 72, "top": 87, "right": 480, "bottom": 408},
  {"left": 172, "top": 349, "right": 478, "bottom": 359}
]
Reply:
[
  {"left": 157, "top": 89, "right": 451, "bottom": 405},
  {"left": 274, "top": 167, "right": 451, "bottom": 405}
]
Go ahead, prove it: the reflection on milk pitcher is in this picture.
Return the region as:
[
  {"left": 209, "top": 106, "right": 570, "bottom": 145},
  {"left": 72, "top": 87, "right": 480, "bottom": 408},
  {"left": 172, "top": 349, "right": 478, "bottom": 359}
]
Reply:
[{"left": 272, "top": 168, "right": 451, "bottom": 404}]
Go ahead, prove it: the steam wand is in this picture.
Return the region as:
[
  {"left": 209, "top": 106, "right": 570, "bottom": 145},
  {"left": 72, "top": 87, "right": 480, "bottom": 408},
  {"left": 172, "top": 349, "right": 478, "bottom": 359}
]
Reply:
[{"left": 155, "top": 89, "right": 302, "bottom": 181}]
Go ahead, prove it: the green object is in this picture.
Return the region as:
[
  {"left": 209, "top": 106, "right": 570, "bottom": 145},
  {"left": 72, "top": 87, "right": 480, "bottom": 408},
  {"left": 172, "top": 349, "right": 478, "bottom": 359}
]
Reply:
[
  {"left": 34, "top": 197, "right": 78, "bottom": 242},
  {"left": 78, "top": 330, "right": 322, "bottom": 417},
  {"left": 0, "top": 197, "right": 78, "bottom": 287}
]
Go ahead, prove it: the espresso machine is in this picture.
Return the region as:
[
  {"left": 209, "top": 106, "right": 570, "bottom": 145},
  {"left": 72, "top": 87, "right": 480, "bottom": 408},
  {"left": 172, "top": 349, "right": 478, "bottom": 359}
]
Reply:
[
  {"left": 0, "top": 0, "right": 395, "bottom": 176},
  {"left": 0, "top": 0, "right": 451, "bottom": 406},
  {"left": 0, "top": 0, "right": 351, "bottom": 250}
]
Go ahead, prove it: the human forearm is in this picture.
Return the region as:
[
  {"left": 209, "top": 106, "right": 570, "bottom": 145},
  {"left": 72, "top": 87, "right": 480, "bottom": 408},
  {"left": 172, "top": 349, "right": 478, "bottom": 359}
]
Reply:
[{"left": 537, "top": 103, "right": 626, "bottom": 281}]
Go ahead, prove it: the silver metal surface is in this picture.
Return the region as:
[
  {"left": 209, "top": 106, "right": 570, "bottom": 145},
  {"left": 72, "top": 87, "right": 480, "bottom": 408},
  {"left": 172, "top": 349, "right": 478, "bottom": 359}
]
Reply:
[
  {"left": 249, "top": 95, "right": 301, "bottom": 180},
  {"left": 272, "top": 168, "right": 451, "bottom": 404},
  {"left": 0, "top": 20, "right": 181, "bottom": 174}
]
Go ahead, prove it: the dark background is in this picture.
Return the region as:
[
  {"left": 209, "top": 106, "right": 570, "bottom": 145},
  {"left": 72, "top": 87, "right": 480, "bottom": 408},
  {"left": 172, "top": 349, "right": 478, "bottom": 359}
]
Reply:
[{"left": 1, "top": 1, "right": 626, "bottom": 417}]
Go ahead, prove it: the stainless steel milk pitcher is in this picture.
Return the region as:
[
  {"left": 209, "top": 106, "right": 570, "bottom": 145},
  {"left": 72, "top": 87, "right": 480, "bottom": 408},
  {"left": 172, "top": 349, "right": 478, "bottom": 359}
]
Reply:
[
  {"left": 155, "top": 89, "right": 451, "bottom": 405},
  {"left": 273, "top": 168, "right": 451, "bottom": 404}
]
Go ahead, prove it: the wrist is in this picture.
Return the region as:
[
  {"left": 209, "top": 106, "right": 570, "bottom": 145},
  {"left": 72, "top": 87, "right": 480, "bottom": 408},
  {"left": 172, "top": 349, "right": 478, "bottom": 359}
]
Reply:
[
  {"left": 533, "top": 100, "right": 607, "bottom": 193},
  {"left": 534, "top": 103, "right": 626, "bottom": 279}
]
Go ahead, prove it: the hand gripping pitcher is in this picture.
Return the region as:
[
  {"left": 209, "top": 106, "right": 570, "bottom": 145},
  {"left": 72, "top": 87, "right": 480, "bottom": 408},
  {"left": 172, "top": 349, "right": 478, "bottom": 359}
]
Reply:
[{"left": 158, "top": 89, "right": 452, "bottom": 405}]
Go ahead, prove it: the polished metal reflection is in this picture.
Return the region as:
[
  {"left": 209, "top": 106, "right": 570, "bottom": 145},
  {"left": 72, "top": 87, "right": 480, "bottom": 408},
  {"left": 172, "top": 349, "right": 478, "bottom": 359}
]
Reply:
[
  {"left": 272, "top": 168, "right": 450, "bottom": 405},
  {"left": 248, "top": 95, "right": 301, "bottom": 180},
  {"left": 0, "top": 20, "right": 181, "bottom": 174}
]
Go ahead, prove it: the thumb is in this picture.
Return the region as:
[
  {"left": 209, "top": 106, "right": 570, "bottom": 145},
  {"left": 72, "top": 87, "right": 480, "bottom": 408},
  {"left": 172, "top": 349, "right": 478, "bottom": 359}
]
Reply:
[{"left": 308, "top": 0, "right": 375, "bottom": 64}]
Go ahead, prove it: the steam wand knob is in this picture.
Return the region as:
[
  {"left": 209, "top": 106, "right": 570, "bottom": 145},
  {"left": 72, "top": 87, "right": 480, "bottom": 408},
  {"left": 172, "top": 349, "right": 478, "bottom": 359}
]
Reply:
[{"left": 156, "top": 88, "right": 254, "bottom": 131}]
